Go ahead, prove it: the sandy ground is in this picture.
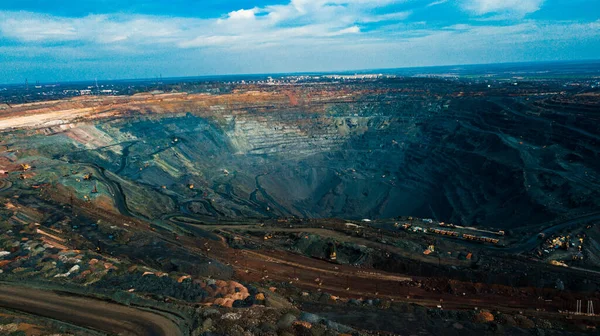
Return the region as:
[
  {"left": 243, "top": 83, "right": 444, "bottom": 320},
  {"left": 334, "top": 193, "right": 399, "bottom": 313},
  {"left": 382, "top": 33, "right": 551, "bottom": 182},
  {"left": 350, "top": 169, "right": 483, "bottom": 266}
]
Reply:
[
  {"left": 0, "top": 108, "right": 95, "bottom": 130},
  {"left": 0, "top": 91, "right": 290, "bottom": 131}
]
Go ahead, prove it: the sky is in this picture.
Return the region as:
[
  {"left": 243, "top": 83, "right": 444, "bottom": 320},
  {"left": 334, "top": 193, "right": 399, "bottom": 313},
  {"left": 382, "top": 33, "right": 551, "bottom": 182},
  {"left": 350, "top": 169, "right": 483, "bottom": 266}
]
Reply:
[{"left": 0, "top": 0, "right": 598, "bottom": 83}]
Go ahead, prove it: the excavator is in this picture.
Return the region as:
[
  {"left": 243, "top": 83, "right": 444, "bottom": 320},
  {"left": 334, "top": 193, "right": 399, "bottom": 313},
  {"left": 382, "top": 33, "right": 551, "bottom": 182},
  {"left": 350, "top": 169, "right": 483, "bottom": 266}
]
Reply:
[{"left": 328, "top": 242, "right": 338, "bottom": 262}]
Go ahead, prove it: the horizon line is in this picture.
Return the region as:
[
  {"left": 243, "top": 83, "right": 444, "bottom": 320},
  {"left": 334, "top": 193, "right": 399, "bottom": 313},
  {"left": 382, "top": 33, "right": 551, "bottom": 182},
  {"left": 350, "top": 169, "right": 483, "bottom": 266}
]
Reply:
[{"left": 2, "top": 58, "right": 599, "bottom": 87}]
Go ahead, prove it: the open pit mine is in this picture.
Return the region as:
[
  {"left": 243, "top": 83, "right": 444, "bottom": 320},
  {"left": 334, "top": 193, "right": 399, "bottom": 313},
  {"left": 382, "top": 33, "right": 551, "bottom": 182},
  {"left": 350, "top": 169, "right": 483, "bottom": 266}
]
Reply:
[{"left": 0, "top": 76, "right": 599, "bottom": 335}]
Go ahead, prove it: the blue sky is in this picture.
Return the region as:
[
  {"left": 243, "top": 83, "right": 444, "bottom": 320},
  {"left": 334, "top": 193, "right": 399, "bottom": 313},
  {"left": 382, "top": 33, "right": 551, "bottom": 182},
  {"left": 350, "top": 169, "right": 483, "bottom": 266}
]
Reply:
[{"left": 0, "top": 0, "right": 598, "bottom": 83}]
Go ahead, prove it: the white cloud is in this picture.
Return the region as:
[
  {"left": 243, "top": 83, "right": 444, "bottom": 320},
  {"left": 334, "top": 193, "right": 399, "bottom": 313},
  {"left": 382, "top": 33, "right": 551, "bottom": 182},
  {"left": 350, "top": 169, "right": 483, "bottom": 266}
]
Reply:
[
  {"left": 332, "top": 26, "right": 361, "bottom": 35},
  {"left": 463, "top": 0, "right": 544, "bottom": 16},
  {"left": 0, "top": 12, "right": 192, "bottom": 45},
  {"left": 0, "top": 0, "right": 598, "bottom": 80},
  {"left": 427, "top": 0, "right": 449, "bottom": 7},
  {"left": 361, "top": 11, "right": 412, "bottom": 23},
  {"left": 226, "top": 8, "right": 258, "bottom": 21},
  {"left": 0, "top": 1, "right": 412, "bottom": 51}
]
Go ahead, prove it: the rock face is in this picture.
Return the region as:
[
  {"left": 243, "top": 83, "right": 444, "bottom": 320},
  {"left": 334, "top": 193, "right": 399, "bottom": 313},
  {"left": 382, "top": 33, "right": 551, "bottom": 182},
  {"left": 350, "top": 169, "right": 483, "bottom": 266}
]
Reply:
[{"left": 9, "top": 83, "right": 600, "bottom": 229}]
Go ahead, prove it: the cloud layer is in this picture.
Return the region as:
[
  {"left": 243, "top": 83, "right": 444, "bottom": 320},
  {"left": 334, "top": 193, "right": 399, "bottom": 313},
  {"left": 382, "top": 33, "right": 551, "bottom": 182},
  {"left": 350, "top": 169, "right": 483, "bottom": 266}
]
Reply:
[
  {"left": 0, "top": 1, "right": 411, "bottom": 48},
  {"left": 0, "top": 0, "right": 598, "bottom": 82},
  {"left": 463, "top": 0, "right": 544, "bottom": 16}
]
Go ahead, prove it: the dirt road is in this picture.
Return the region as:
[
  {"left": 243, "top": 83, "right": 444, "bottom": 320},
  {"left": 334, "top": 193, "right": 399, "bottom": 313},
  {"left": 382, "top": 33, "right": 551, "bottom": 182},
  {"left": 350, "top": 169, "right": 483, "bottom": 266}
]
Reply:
[
  {"left": 189, "top": 223, "right": 465, "bottom": 266},
  {"left": 0, "top": 284, "right": 183, "bottom": 336}
]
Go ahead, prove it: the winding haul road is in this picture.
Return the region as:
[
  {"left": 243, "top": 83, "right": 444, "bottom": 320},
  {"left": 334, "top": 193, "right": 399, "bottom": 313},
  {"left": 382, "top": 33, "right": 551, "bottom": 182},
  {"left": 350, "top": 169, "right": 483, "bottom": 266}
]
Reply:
[{"left": 0, "top": 284, "right": 183, "bottom": 336}]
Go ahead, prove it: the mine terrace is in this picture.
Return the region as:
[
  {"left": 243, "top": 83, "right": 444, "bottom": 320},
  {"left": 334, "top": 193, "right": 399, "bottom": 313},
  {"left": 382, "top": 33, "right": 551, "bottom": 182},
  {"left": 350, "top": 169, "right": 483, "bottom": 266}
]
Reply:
[{"left": 0, "top": 72, "right": 599, "bottom": 335}]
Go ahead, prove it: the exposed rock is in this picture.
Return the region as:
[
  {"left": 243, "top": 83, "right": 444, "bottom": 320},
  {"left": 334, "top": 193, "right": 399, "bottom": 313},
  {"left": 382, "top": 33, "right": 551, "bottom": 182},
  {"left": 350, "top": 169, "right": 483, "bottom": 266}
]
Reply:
[
  {"left": 222, "top": 312, "right": 242, "bottom": 321},
  {"left": 277, "top": 313, "right": 297, "bottom": 329},
  {"left": 474, "top": 311, "right": 495, "bottom": 323},
  {"left": 324, "top": 320, "right": 353, "bottom": 333},
  {"left": 299, "top": 312, "right": 322, "bottom": 324},
  {"left": 201, "top": 318, "right": 213, "bottom": 332},
  {"left": 515, "top": 315, "right": 535, "bottom": 329},
  {"left": 293, "top": 320, "right": 312, "bottom": 329},
  {"left": 0, "top": 323, "right": 19, "bottom": 332},
  {"left": 202, "top": 308, "right": 220, "bottom": 317}
]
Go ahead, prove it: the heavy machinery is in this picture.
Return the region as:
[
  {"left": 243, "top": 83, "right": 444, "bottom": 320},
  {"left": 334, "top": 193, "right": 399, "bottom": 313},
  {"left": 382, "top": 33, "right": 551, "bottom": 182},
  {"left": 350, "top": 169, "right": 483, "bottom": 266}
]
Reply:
[{"left": 328, "top": 242, "right": 337, "bottom": 262}]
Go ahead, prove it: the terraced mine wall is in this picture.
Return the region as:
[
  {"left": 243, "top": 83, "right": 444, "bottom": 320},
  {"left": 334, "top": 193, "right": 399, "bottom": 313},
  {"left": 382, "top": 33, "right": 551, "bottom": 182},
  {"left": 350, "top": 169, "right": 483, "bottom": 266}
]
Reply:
[{"left": 4, "top": 83, "right": 600, "bottom": 230}]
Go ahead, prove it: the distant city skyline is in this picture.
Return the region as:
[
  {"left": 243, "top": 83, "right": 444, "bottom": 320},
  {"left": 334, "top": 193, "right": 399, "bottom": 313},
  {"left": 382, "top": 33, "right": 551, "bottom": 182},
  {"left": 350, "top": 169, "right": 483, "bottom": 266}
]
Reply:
[{"left": 0, "top": 0, "right": 599, "bottom": 84}]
